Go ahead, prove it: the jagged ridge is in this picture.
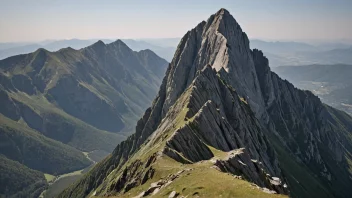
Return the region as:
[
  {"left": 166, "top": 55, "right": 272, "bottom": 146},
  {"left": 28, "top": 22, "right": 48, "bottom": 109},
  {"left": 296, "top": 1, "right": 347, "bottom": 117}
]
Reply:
[{"left": 59, "top": 8, "right": 352, "bottom": 198}]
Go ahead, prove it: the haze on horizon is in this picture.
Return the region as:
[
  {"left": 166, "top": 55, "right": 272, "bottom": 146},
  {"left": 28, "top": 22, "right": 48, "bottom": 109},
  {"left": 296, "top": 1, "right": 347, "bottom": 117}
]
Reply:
[{"left": 1, "top": 0, "right": 351, "bottom": 43}]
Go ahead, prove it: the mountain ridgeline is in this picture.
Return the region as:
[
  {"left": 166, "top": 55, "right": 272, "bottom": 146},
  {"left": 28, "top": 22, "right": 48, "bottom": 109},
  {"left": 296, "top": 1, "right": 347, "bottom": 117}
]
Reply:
[
  {"left": 56, "top": 9, "right": 352, "bottom": 198},
  {"left": 0, "top": 39, "right": 168, "bottom": 151},
  {"left": 0, "top": 40, "right": 168, "bottom": 197},
  {"left": 273, "top": 64, "right": 352, "bottom": 115}
]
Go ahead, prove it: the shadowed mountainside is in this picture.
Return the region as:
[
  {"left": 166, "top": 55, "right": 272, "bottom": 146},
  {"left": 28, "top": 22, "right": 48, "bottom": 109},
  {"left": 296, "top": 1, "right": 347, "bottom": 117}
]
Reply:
[
  {"left": 273, "top": 64, "right": 352, "bottom": 115},
  {"left": 0, "top": 40, "right": 168, "bottom": 197},
  {"left": 59, "top": 9, "right": 352, "bottom": 198}
]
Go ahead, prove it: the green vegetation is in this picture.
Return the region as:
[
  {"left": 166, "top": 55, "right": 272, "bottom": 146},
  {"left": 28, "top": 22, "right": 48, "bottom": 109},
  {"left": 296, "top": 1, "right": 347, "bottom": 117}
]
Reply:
[
  {"left": 0, "top": 155, "right": 47, "bottom": 198},
  {"left": 0, "top": 39, "right": 167, "bottom": 153},
  {"left": 207, "top": 145, "right": 229, "bottom": 159},
  {"left": 0, "top": 40, "right": 168, "bottom": 197},
  {"left": 8, "top": 89, "right": 126, "bottom": 152},
  {"left": 53, "top": 22, "right": 352, "bottom": 198},
  {"left": 44, "top": 174, "right": 82, "bottom": 198},
  {"left": 86, "top": 150, "right": 110, "bottom": 163},
  {"left": 104, "top": 154, "right": 287, "bottom": 198},
  {"left": 267, "top": 133, "right": 334, "bottom": 198},
  {"left": 42, "top": 159, "right": 98, "bottom": 198},
  {"left": 154, "top": 158, "right": 286, "bottom": 198},
  {"left": 0, "top": 114, "right": 91, "bottom": 175},
  {"left": 44, "top": 174, "right": 56, "bottom": 183}
]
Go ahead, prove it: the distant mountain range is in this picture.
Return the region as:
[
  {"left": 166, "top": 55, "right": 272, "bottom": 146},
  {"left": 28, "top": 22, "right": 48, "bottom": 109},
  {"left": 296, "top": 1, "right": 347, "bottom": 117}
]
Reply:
[
  {"left": 273, "top": 64, "right": 352, "bottom": 115},
  {"left": 250, "top": 39, "right": 319, "bottom": 54},
  {"left": 0, "top": 39, "right": 178, "bottom": 62},
  {"left": 2, "top": 38, "right": 352, "bottom": 67},
  {"left": 60, "top": 9, "right": 352, "bottom": 198},
  {"left": 250, "top": 40, "right": 352, "bottom": 67},
  {"left": 121, "top": 39, "right": 176, "bottom": 61},
  {"left": 0, "top": 40, "right": 167, "bottom": 197}
]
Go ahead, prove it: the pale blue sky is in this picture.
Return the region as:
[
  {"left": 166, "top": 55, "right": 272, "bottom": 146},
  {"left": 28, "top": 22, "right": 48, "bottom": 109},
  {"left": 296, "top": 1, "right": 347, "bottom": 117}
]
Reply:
[{"left": 0, "top": 0, "right": 351, "bottom": 42}]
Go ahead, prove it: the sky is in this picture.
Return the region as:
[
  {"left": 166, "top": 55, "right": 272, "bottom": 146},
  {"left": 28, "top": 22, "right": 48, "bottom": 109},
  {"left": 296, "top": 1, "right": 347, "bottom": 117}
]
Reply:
[{"left": 0, "top": 0, "right": 352, "bottom": 43}]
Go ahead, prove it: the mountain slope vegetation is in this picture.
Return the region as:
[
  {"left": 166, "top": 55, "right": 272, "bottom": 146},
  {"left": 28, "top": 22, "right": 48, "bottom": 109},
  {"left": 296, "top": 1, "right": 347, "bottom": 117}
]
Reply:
[
  {"left": 0, "top": 114, "right": 90, "bottom": 175},
  {"left": 0, "top": 155, "right": 48, "bottom": 198},
  {"left": 0, "top": 40, "right": 167, "bottom": 197},
  {"left": 0, "top": 39, "right": 177, "bottom": 62},
  {"left": 59, "top": 9, "right": 352, "bottom": 198},
  {"left": 0, "top": 39, "right": 168, "bottom": 152}
]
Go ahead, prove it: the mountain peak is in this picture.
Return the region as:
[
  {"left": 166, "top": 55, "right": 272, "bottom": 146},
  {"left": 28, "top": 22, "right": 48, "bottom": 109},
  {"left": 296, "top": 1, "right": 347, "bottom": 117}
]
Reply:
[
  {"left": 111, "top": 39, "right": 125, "bottom": 45},
  {"left": 215, "top": 8, "right": 231, "bottom": 17},
  {"left": 85, "top": 40, "right": 106, "bottom": 51},
  {"left": 137, "top": 49, "right": 157, "bottom": 58},
  {"left": 34, "top": 48, "right": 49, "bottom": 54},
  {"left": 161, "top": 8, "right": 261, "bottom": 119},
  {"left": 209, "top": 8, "right": 239, "bottom": 31},
  {"left": 93, "top": 40, "right": 105, "bottom": 46},
  {"left": 108, "top": 39, "right": 133, "bottom": 52},
  {"left": 59, "top": 9, "right": 352, "bottom": 198}
]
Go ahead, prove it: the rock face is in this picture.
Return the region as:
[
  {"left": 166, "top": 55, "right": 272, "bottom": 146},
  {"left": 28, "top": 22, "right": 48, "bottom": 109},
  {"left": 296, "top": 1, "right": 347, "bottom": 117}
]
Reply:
[
  {"left": 214, "top": 148, "right": 286, "bottom": 194},
  {"left": 59, "top": 9, "right": 352, "bottom": 198},
  {"left": 272, "top": 64, "right": 352, "bottom": 115}
]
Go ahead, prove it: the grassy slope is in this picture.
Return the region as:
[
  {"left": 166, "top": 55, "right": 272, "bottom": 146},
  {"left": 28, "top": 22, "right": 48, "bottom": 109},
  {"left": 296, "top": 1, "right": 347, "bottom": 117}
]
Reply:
[
  {"left": 9, "top": 91, "right": 126, "bottom": 152},
  {"left": 0, "top": 155, "right": 47, "bottom": 198},
  {"left": 267, "top": 134, "right": 334, "bottom": 198},
  {"left": 60, "top": 66, "right": 352, "bottom": 198},
  {"left": 116, "top": 156, "right": 287, "bottom": 198},
  {"left": 59, "top": 74, "right": 288, "bottom": 198},
  {"left": 44, "top": 175, "right": 82, "bottom": 198},
  {"left": 84, "top": 89, "right": 286, "bottom": 198},
  {"left": 0, "top": 114, "right": 91, "bottom": 175},
  {"left": 0, "top": 41, "right": 166, "bottom": 198},
  {"left": 0, "top": 41, "right": 166, "bottom": 151}
]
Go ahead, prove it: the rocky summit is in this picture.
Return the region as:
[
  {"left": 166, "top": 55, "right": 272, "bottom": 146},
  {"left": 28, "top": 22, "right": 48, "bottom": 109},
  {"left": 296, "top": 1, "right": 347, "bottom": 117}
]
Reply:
[{"left": 59, "top": 9, "right": 352, "bottom": 198}]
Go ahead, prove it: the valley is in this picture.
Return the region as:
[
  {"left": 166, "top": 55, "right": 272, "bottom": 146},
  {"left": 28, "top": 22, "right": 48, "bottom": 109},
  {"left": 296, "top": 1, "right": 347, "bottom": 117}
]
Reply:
[
  {"left": 40, "top": 150, "right": 109, "bottom": 198},
  {"left": 1, "top": 2, "right": 352, "bottom": 198},
  {"left": 58, "top": 9, "right": 352, "bottom": 198},
  {"left": 0, "top": 39, "right": 167, "bottom": 197}
]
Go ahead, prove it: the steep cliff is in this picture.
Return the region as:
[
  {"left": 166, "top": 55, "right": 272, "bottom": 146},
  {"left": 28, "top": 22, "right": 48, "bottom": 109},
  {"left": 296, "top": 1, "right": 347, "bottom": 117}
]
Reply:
[{"left": 59, "top": 9, "right": 352, "bottom": 198}]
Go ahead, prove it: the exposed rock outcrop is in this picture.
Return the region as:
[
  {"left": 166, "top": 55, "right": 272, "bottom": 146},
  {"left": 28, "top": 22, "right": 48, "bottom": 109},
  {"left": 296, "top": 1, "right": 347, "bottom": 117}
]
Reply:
[
  {"left": 214, "top": 148, "right": 287, "bottom": 194},
  {"left": 59, "top": 8, "right": 352, "bottom": 198}
]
